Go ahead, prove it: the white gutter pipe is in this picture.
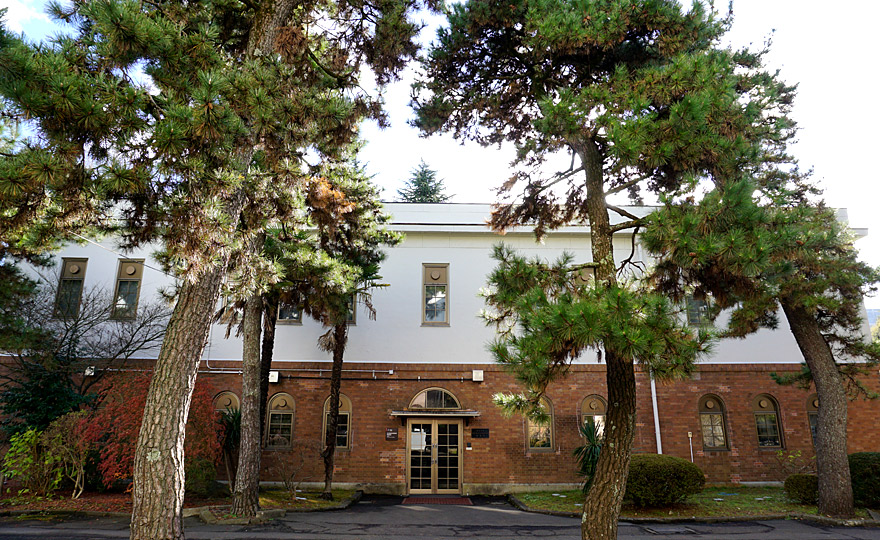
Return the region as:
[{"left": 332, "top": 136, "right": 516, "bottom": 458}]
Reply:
[{"left": 650, "top": 374, "right": 663, "bottom": 454}]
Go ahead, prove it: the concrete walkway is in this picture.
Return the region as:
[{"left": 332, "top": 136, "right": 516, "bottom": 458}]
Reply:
[{"left": 0, "top": 496, "right": 878, "bottom": 539}]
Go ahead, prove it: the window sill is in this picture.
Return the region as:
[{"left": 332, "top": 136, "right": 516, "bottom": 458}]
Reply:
[
  {"left": 276, "top": 320, "right": 303, "bottom": 325},
  {"left": 421, "top": 322, "right": 450, "bottom": 327}
]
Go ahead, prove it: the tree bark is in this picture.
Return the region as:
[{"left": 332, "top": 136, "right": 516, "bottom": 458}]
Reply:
[
  {"left": 130, "top": 267, "right": 225, "bottom": 540},
  {"left": 259, "top": 294, "right": 278, "bottom": 439},
  {"left": 231, "top": 293, "right": 264, "bottom": 516},
  {"left": 320, "top": 322, "right": 347, "bottom": 500},
  {"left": 577, "top": 137, "right": 638, "bottom": 540},
  {"left": 780, "top": 298, "right": 854, "bottom": 518},
  {"left": 129, "top": 2, "right": 297, "bottom": 537}
]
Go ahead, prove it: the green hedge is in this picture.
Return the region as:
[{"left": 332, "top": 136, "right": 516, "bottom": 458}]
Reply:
[
  {"left": 625, "top": 454, "right": 705, "bottom": 507},
  {"left": 849, "top": 452, "right": 880, "bottom": 508},
  {"left": 784, "top": 473, "right": 818, "bottom": 504}
]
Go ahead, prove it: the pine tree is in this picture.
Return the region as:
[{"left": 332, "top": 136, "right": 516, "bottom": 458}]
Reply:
[
  {"left": 644, "top": 181, "right": 880, "bottom": 518},
  {"left": 307, "top": 160, "right": 400, "bottom": 499},
  {"left": 0, "top": 1, "right": 434, "bottom": 536},
  {"left": 396, "top": 160, "right": 450, "bottom": 202},
  {"left": 412, "top": 2, "right": 793, "bottom": 537}
]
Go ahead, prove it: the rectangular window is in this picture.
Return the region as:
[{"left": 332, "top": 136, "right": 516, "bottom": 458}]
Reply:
[
  {"left": 55, "top": 258, "right": 88, "bottom": 318},
  {"left": 700, "top": 413, "right": 726, "bottom": 448},
  {"left": 326, "top": 412, "right": 350, "bottom": 448},
  {"left": 584, "top": 415, "right": 606, "bottom": 439},
  {"left": 686, "top": 294, "right": 710, "bottom": 327},
  {"left": 527, "top": 418, "right": 552, "bottom": 450},
  {"left": 423, "top": 264, "right": 449, "bottom": 325},
  {"left": 277, "top": 302, "right": 302, "bottom": 323},
  {"left": 755, "top": 413, "right": 782, "bottom": 447},
  {"left": 346, "top": 294, "right": 356, "bottom": 325},
  {"left": 112, "top": 260, "right": 144, "bottom": 319},
  {"left": 808, "top": 412, "right": 818, "bottom": 446},
  {"left": 267, "top": 412, "right": 293, "bottom": 448}
]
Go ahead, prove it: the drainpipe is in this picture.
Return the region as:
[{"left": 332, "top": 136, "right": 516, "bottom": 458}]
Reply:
[{"left": 650, "top": 374, "right": 663, "bottom": 454}]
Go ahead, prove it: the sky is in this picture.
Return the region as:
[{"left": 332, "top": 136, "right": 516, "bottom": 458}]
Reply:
[{"left": 4, "top": 0, "right": 879, "bottom": 306}]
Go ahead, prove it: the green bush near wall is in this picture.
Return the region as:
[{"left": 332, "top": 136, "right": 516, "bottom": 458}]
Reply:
[
  {"left": 625, "top": 454, "right": 705, "bottom": 507},
  {"left": 849, "top": 452, "right": 880, "bottom": 508}
]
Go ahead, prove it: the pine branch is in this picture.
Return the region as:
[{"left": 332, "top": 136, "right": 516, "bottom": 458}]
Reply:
[{"left": 610, "top": 218, "right": 642, "bottom": 233}]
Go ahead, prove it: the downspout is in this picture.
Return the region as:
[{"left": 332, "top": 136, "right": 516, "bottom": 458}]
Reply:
[
  {"left": 638, "top": 238, "right": 664, "bottom": 455},
  {"left": 650, "top": 373, "right": 663, "bottom": 454}
]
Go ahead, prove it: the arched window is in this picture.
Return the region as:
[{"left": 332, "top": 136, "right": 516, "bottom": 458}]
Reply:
[
  {"left": 806, "top": 394, "right": 819, "bottom": 446},
  {"left": 698, "top": 394, "right": 728, "bottom": 450},
  {"left": 752, "top": 394, "right": 783, "bottom": 448},
  {"left": 409, "top": 388, "right": 460, "bottom": 410},
  {"left": 526, "top": 397, "right": 554, "bottom": 451},
  {"left": 266, "top": 393, "right": 295, "bottom": 449},
  {"left": 323, "top": 394, "right": 352, "bottom": 450},
  {"left": 212, "top": 391, "right": 240, "bottom": 413},
  {"left": 580, "top": 395, "right": 607, "bottom": 438}
]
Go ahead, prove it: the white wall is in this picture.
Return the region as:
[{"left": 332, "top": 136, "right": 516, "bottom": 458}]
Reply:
[{"left": 28, "top": 203, "right": 813, "bottom": 366}]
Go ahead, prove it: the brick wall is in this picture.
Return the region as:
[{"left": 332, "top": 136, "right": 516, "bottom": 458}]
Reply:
[{"left": 202, "top": 360, "right": 880, "bottom": 492}]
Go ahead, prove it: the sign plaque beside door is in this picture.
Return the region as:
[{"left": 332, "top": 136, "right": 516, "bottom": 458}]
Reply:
[{"left": 386, "top": 427, "right": 399, "bottom": 441}]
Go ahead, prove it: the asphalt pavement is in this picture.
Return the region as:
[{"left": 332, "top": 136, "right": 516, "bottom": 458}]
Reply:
[{"left": 0, "top": 495, "right": 878, "bottom": 539}]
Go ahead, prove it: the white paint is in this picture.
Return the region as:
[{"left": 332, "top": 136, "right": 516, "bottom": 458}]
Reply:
[
  {"left": 28, "top": 203, "right": 864, "bottom": 368},
  {"left": 650, "top": 376, "right": 662, "bottom": 455}
]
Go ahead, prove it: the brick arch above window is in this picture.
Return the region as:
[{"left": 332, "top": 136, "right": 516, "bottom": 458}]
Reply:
[
  {"left": 698, "top": 394, "right": 728, "bottom": 450},
  {"left": 266, "top": 393, "right": 295, "bottom": 449},
  {"left": 526, "top": 397, "right": 555, "bottom": 452},
  {"left": 752, "top": 394, "right": 783, "bottom": 449},
  {"left": 323, "top": 394, "right": 353, "bottom": 450},
  {"left": 580, "top": 394, "right": 607, "bottom": 438},
  {"left": 212, "top": 391, "right": 240, "bottom": 413}
]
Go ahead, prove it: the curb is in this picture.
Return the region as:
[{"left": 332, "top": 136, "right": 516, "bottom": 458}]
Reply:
[
  {"left": 285, "top": 489, "right": 363, "bottom": 513},
  {"left": 506, "top": 495, "right": 880, "bottom": 527},
  {"left": 195, "top": 490, "right": 364, "bottom": 524},
  {"left": 0, "top": 509, "right": 131, "bottom": 519}
]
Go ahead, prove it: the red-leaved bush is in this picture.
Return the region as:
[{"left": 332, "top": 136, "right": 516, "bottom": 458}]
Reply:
[{"left": 83, "top": 372, "right": 221, "bottom": 488}]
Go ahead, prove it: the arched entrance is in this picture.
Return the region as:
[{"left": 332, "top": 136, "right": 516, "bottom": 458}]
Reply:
[{"left": 392, "top": 387, "right": 479, "bottom": 495}]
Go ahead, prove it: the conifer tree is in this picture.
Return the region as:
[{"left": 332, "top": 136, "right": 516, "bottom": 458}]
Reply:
[
  {"left": 413, "top": 2, "right": 792, "bottom": 537},
  {"left": 0, "top": 1, "right": 433, "bottom": 536},
  {"left": 644, "top": 180, "right": 880, "bottom": 518},
  {"left": 397, "top": 159, "right": 450, "bottom": 202},
  {"left": 297, "top": 158, "right": 400, "bottom": 499}
]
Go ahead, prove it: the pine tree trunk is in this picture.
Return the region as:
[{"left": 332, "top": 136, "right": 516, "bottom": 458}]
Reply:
[
  {"left": 231, "top": 293, "right": 263, "bottom": 516},
  {"left": 320, "top": 323, "right": 347, "bottom": 500},
  {"left": 578, "top": 137, "right": 637, "bottom": 540},
  {"left": 128, "top": 1, "right": 307, "bottom": 536},
  {"left": 780, "top": 298, "right": 854, "bottom": 518},
  {"left": 130, "top": 267, "right": 225, "bottom": 540},
  {"left": 259, "top": 294, "right": 278, "bottom": 439}
]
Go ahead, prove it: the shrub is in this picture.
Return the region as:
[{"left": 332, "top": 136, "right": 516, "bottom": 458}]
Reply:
[
  {"left": 2, "top": 429, "right": 62, "bottom": 497},
  {"left": 42, "top": 411, "right": 92, "bottom": 499},
  {"left": 573, "top": 420, "right": 602, "bottom": 493},
  {"left": 784, "top": 473, "right": 818, "bottom": 504},
  {"left": 625, "top": 454, "right": 705, "bottom": 507},
  {"left": 82, "top": 373, "right": 221, "bottom": 488},
  {"left": 185, "top": 458, "right": 218, "bottom": 498},
  {"left": 849, "top": 452, "right": 880, "bottom": 508}
]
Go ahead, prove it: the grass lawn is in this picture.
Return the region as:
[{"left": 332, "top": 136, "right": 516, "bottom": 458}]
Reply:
[
  {"left": 259, "top": 488, "right": 357, "bottom": 510},
  {"left": 515, "top": 485, "right": 872, "bottom": 519}
]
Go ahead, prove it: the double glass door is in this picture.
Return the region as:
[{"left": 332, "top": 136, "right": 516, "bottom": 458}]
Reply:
[{"left": 407, "top": 419, "right": 461, "bottom": 494}]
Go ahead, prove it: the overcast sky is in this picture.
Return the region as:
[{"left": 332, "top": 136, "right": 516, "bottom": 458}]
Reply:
[{"left": 5, "top": 0, "right": 879, "bottom": 307}]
